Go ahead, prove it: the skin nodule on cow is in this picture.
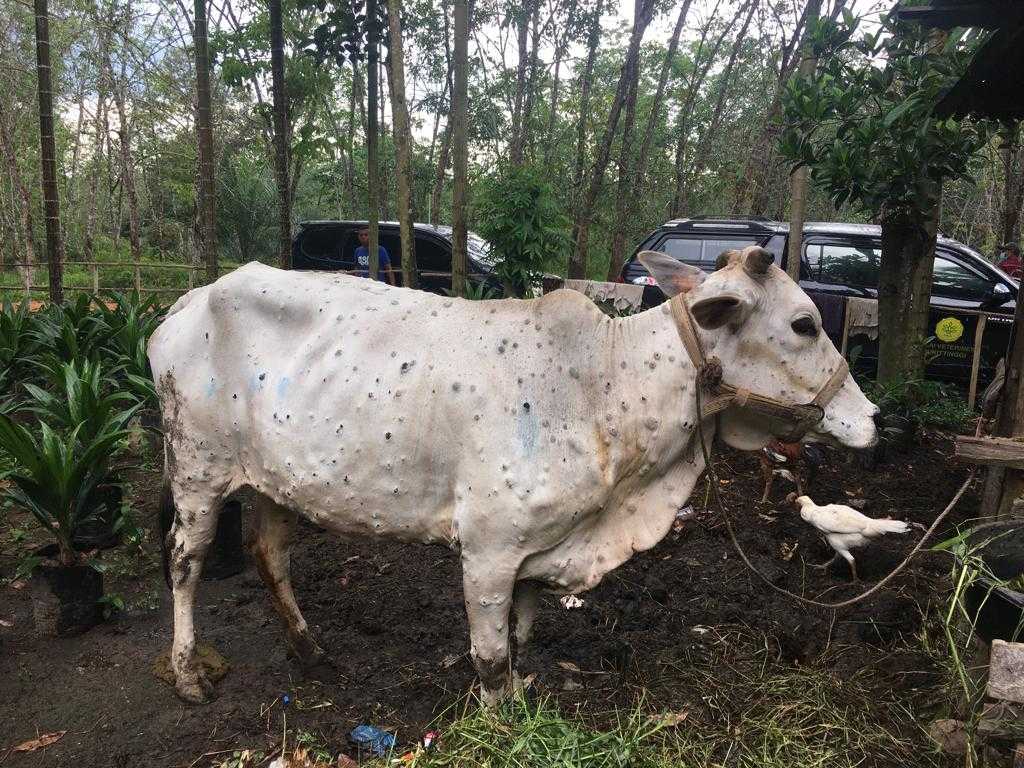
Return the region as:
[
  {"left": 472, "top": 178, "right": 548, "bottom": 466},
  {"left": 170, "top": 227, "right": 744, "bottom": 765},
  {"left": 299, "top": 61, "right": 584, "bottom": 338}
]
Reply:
[{"left": 148, "top": 253, "right": 878, "bottom": 705}]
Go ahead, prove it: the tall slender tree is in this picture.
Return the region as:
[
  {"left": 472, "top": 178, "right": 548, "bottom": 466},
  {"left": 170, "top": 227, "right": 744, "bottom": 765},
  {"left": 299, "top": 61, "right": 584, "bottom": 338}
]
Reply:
[
  {"left": 195, "top": 0, "right": 218, "bottom": 279},
  {"left": 269, "top": 0, "right": 291, "bottom": 269},
  {"left": 367, "top": 0, "right": 380, "bottom": 279},
  {"left": 386, "top": 0, "right": 417, "bottom": 289},
  {"left": 568, "top": 0, "right": 654, "bottom": 279},
  {"left": 450, "top": 0, "right": 469, "bottom": 297},
  {"left": 570, "top": 0, "right": 603, "bottom": 221},
  {"left": 33, "top": 0, "right": 63, "bottom": 303}
]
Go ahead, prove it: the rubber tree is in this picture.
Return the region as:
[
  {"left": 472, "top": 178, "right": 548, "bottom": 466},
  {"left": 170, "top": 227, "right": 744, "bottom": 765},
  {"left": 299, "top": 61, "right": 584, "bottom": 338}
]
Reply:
[
  {"left": 269, "top": 0, "right": 291, "bottom": 269},
  {"left": 780, "top": 13, "right": 988, "bottom": 383},
  {"left": 450, "top": 0, "right": 469, "bottom": 297},
  {"left": 195, "top": 0, "right": 218, "bottom": 281},
  {"left": 385, "top": 0, "right": 418, "bottom": 289},
  {"left": 33, "top": 0, "right": 63, "bottom": 303},
  {"left": 367, "top": 0, "right": 380, "bottom": 279},
  {"left": 568, "top": 0, "right": 654, "bottom": 280}
]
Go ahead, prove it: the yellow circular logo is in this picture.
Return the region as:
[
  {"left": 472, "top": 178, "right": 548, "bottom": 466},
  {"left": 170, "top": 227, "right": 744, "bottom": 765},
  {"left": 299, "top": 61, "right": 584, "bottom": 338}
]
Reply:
[{"left": 935, "top": 317, "right": 964, "bottom": 343}]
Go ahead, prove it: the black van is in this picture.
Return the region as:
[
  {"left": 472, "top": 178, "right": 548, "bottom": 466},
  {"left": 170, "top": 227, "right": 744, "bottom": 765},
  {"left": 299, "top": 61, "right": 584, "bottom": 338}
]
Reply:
[
  {"left": 618, "top": 217, "right": 1017, "bottom": 389},
  {"left": 292, "top": 220, "right": 501, "bottom": 296}
]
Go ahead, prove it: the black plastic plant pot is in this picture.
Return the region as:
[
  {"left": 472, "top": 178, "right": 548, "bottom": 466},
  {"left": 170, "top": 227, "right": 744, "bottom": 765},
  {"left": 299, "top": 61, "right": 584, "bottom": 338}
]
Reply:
[
  {"left": 963, "top": 522, "right": 1024, "bottom": 644},
  {"left": 73, "top": 483, "right": 124, "bottom": 551},
  {"left": 29, "top": 545, "right": 104, "bottom": 637},
  {"left": 201, "top": 500, "right": 246, "bottom": 581}
]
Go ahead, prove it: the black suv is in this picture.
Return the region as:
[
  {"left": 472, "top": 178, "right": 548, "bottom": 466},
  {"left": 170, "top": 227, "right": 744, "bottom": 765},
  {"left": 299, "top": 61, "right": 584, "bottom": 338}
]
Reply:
[
  {"left": 619, "top": 217, "right": 1017, "bottom": 388},
  {"left": 292, "top": 220, "right": 501, "bottom": 295}
]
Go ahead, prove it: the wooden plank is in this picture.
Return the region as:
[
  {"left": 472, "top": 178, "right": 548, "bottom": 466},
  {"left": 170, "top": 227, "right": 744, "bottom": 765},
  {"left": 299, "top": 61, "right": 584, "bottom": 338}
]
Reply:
[
  {"left": 840, "top": 298, "right": 853, "bottom": 357},
  {"left": 968, "top": 314, "right": 988, "bottom": 411},
  {"left": 956, "top": 435, "right": 1024, "bottom": 468}
]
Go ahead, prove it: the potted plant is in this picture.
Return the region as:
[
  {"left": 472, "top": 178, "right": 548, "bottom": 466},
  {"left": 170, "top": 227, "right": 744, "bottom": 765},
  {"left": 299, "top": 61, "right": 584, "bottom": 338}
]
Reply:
[
  {"left": 23, "top": 359, "right": 139, "bottom": 549},
  {"left": 0, "top": 415, "right": 129, "bottom": 636}
]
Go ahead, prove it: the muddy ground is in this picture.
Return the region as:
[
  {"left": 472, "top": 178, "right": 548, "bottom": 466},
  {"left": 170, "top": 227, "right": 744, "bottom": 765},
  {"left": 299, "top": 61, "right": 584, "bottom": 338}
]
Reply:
[{"left": 0, "top": 432, "right": 977, "bottom": 767}]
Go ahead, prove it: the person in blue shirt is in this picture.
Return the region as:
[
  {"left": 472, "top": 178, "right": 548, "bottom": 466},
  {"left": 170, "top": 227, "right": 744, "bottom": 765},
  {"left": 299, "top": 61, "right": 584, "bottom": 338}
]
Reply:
[{"left": 353, "top": 227, "right": 395, "bottom": 284}]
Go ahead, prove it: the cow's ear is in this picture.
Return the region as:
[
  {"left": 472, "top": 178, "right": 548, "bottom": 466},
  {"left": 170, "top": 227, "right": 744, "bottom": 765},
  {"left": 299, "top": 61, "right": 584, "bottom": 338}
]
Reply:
[
  {"left": 690, "top": 293, "right": 746, "bottom": 330},
  {"left": 637, "top": 251, "right": 706, "bottom": 297}
]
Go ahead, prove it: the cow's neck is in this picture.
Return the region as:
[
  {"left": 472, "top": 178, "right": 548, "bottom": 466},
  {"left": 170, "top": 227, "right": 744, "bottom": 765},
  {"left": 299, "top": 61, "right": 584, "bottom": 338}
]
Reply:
[{"left": 602, "top": 303, "right": 713, "bottom": 472}]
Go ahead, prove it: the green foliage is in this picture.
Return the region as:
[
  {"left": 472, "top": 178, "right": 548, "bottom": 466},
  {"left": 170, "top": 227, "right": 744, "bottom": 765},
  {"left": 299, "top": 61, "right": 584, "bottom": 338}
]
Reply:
[
  {"left": 864, "top": 375, "right": 972, "bottom": 432},
  {"left": 444, "top": 280, "right": 501, "bottom": 301},
  {"left": 472, "top": 165, "right": 571, "bottom": 297},
  {"left": 0, "top": 415, "right": 128, "bottom": 565},
  {"left": 24, "top": 359, "right": 140, "bottom": 444},
  {"left": 780, "top": 13, "right": 990, "bottom": 220},
  {"left": 29, "top": 294, "right": 111, "bottom": 366}
]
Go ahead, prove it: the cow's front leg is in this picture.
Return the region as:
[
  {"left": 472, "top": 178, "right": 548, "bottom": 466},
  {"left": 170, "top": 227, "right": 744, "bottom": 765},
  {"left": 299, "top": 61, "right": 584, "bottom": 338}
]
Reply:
[
  {"left": 512, "top": 580, "right": 539, "bottom": 692},
  {"left": 462, "top": 558, "right": 515, "bottom": 706},
  {"left": 251, "top": 496, "right": 328, "bottom": 675}
]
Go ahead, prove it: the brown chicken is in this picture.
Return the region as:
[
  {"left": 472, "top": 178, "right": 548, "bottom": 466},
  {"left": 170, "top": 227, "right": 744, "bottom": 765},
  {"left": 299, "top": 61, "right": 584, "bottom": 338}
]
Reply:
[{"left": 760, "top": 440, "right": 825, "bottom": 502}]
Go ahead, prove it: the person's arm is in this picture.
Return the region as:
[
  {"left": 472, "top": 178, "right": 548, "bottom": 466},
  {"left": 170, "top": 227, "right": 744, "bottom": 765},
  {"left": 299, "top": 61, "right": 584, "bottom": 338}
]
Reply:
[{"left": 383, "top": 247, "right": 395, "bottom": 285}]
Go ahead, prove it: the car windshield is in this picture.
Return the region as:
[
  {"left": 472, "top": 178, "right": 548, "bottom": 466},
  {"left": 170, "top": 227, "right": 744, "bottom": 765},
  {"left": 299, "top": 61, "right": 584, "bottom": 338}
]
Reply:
[{"left": 467, "top": 232, "right": 495, "bottom": 266}]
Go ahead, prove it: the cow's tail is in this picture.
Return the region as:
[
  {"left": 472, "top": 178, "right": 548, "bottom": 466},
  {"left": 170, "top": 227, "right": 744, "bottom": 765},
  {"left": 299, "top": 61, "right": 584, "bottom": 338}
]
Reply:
[{"left": 159, "top": 473, "right": 175, "bottom": 589}]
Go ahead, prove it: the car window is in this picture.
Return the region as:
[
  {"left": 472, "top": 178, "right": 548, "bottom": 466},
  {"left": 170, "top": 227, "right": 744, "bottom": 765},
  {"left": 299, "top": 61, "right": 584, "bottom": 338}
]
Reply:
[
  {"left": 933, "top": 253, "right": 994, "bottom": 302},
  {"left": 805, "top": 241, "right": 881, "bottom": 289},
  {"left": 659, "top": 236, "right": 759, "bottom": 264}
]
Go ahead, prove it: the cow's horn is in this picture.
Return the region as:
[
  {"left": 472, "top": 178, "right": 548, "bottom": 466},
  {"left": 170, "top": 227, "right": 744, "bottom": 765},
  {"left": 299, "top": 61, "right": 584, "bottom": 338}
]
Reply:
[{"left": 742, "top": 246, "right": 774, "bottom": 276}]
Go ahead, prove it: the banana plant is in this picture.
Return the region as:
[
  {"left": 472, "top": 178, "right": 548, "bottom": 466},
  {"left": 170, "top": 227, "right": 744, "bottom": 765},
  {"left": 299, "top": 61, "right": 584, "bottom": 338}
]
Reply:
[
  {"left": 24, "top": 360, "right": 140, "bottom": 445},
  {"left": 0, "top": 416, "right": 128, "bottom": 565}
]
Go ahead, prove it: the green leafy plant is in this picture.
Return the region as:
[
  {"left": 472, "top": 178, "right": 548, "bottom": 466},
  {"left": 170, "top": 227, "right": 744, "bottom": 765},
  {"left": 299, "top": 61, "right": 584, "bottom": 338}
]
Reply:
[
  {"left": 865, "top": 376, "right": 972, "bottom": 433},
  {"left": 29, "top": 294, "right": 112, "bottom": 368},
  {"left": 472, "top": 164, "right": 572, "bottom": 298},
  {"left": 444, "top": 280, "right": 502, "bottom": 301},
  {"left": 24, "top": 359, "right": 140, "bottom": 444},
  {"left": 0, "top": 299, "right": 42, "bottom": 390},
  {"left": 0, "top": 416, "right": 129, "bottom": 565}
]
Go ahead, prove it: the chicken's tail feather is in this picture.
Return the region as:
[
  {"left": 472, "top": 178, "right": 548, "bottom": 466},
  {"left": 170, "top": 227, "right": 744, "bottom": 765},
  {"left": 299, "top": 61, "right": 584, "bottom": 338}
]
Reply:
[{"left": 869, "top": 518, "right": 910, "bottom": 535}]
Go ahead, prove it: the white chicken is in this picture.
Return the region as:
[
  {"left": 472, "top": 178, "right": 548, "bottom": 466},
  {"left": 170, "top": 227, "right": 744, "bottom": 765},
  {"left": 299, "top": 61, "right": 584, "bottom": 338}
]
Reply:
[{"left": 789, "top": 494, "right": 910, "bottom": 581}]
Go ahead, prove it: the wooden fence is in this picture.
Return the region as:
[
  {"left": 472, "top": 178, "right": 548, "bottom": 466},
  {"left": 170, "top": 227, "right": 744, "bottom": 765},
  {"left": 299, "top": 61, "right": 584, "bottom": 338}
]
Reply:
[{"left": 6, "top": 260, "right": 200, "bottom": 296}]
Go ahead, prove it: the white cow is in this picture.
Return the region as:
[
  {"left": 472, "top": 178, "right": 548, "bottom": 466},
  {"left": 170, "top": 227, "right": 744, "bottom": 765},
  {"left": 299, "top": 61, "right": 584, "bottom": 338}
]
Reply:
[{"left": 149, "top": 248, "right": 877, "bottom": 704}]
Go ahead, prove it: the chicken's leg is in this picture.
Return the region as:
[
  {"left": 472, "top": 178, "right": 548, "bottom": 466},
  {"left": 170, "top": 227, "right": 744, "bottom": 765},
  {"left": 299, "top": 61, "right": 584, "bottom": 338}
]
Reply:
[
  {"left": 837, "top": 549, "right": 858, "bottom": 581},
  {"left": 809, "top": 553, "right": 838, "bottom": 570}
]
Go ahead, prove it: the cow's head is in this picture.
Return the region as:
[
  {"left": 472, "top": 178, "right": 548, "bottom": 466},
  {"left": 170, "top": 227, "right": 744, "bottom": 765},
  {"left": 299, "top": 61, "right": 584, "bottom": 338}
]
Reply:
[{"left": 639, "top": 247, "right": 878, "bottom": 451}]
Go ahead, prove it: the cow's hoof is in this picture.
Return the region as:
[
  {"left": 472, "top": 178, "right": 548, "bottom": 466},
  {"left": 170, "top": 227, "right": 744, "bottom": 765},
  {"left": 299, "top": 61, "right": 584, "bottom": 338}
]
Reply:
[
  {"left": 299, "top": 652, "right": 335, "bottom": 682},
  {"left": 175, "top": 673, "right": 215, "bottom": 704},
  {"left": 479, "top": 682, "right": 508, "bottom": 707}
]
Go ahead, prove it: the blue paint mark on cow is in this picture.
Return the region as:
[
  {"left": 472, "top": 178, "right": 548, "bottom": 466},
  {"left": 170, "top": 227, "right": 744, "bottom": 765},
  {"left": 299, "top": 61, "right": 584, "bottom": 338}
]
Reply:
[
  {"left": 277, "top": 377, "right": 291, "bottom": 399},
  {"left": 205, "top": 379, "right": 217, "bottom": 398},
  {"left": 515, "top": 403, "right": 538, "bottom": 454}
]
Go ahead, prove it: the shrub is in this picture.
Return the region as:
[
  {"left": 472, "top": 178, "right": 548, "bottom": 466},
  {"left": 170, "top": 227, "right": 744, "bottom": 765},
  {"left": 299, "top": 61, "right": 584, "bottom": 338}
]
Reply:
[{"left": 472, "top": 164, "right": 572, "bottom": 297}]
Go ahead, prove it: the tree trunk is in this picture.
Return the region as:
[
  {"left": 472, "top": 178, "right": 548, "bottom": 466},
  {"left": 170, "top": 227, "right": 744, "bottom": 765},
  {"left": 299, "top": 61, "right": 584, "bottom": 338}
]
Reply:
[
  {"left": 517, "top": 0, "right": 542, "bottom": 164},
  {"left": 785, "top": 0, "right": 822, "bottom": 281},
  {"left": 367, "top": 0, "right": 380, "bottom": 279},
  {"left": 877, "top": 204, "right": 939, "bottom": 383},
  {"left": 450, "top": 0, "right": 469, "bottom": 297},
  {"left": 84, "top": 95, "right": 106, "bottom": 262},
  {"left": 386, "top": 0, "right": 418, "bottom": 289},
  {"left": 1000, "top": 120, "right": 1023, "bottom": 246},
  {"left": 508, "top": 0, "right": 533, "bottom": 166},
  {"left": 195, "top": 0, "right": 218, "bottom": 281},
  {"left": 605, "top": 74, "right": 640, "bottom": 282},
  {"left": 269, "top": 0, "right": 291, "bottom": 269},
  {"left": 344, "top": 62, "right": 357, "bottom": 217},
  {"left": 430, "top": 124, "right": 451, "bottom": 225},
  {"left": 671, "top": 1, "right": 734, "bottom": 217},
  {"left": 569, "top": 0, "right": 603, "bottom": 214},
  {"left": 33, "top": 0, "right": 63, "bottom": 303},
  {"left": 108, "top": 48, "right": 142, "bottom": 264},
  {"left": 675, "top": 0, "right": 756, "bottom": 217},
  {"left": 569, "top": 0, "right": 654, "bottom": 280},
  {"left": 0, "top": 102, "right": 36, "bottom": 286},
  {"left": 607, "top": 0, "right": 692, "bottom": 281}
]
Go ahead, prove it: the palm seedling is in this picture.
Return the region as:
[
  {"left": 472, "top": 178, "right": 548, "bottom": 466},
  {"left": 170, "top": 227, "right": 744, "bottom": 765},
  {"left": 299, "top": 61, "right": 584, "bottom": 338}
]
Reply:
[{"left": 0, "top": 416, "right": 128, "bottom": 565}]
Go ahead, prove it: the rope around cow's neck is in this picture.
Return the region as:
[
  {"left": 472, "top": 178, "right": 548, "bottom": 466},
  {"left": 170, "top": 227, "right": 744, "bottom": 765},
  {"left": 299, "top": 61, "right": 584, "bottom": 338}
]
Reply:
[{"left": 692, "top": 383, "right": 976, "bottom": 610}]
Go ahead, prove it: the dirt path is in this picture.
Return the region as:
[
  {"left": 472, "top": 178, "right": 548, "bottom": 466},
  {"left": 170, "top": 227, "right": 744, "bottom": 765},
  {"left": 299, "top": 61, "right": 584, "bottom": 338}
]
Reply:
[{"left": 0, "top": 434, "right": 972, "bottom": 766}]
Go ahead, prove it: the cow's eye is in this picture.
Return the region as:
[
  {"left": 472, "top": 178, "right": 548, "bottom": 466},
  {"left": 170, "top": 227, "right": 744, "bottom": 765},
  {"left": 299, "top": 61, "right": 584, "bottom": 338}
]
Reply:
[{"left": 791, "top": 316, "right": 818, "bottom": 338}]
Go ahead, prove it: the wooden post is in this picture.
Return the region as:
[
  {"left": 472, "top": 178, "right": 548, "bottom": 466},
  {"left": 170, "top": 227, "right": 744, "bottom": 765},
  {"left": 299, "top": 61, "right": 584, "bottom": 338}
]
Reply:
[
  {"left": 91, "top": 263, "right": 99, "bottom": 293},
  {"left": 985, "top": 280, "right": 1024, "bottom": 516},
  {"left": 840, "top": 298, "right": 853, "bottom": 357},
  {"left": 968, "top": 314, "right": 988, "bottom": 411},
  {"left": 134, "top": 262, "right": 141, "bottom": 292},
  {"left": 188, "top": 264, "right": 194, "bottom": 290}
]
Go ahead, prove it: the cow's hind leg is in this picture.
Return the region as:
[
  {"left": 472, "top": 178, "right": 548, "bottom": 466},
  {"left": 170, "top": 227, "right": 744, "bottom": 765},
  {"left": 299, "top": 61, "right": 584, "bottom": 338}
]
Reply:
[
  {"left": 462, "top": 557, "right": 516, "bottom": 706},
  {"left": 251, "top": 496, "right": 327, "bottom": 673},
  {"left": 166, "top": 483, "right": 225, "bottom": 704}
]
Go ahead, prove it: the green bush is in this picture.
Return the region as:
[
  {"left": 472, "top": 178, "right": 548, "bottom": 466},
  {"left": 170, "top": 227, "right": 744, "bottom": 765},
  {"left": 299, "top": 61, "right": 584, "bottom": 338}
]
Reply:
[
  {"left": 472, "top": 164, "right": 572, "bottom": 297},
  {"left": 864, "top": 376, "right": 972, "bottom": 432}
]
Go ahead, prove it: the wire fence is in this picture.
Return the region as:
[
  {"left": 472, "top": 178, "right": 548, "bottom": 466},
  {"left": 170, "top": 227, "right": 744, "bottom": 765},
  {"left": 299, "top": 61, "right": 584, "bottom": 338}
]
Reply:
[{"left": 5, "top": 260, "right": 199, "bottom": 296}]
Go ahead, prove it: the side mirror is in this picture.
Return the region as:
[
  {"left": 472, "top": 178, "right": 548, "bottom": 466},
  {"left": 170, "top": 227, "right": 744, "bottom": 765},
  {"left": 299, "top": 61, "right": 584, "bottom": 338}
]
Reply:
[{"left": 985, "top": 282, "right": 1013, "bottom": 307}]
